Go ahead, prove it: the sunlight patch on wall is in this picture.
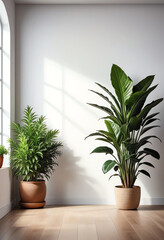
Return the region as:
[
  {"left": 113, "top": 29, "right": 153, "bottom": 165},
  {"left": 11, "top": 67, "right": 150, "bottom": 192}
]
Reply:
[
  {"left": 43, "top": 58, "right": 110, "bottom": 197},
  {"left": 43, "top": 59, "right": 63, "bottom": 131},
  {"left": 43, "top": 58, "right": 100, "bottom": 156}
]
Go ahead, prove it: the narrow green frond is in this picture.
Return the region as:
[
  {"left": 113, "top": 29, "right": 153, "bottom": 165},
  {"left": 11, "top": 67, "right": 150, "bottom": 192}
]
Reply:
[
  {"left": 91, "top": 146, "right": 113, "bottom": 155},
  {"left": 109, "top": 174, "right": 120, "bottom": 180},
  {"left": 142, "top": 112, "right": 159, "bottom": 125},
  {"left": 141, "top": 125, "right": 160, "bottom": 135},
  {"left": 87, "top": 103, "right": 114, "bottom": 115},
  {"left": 95, "top": 82, "right": 121, "bottom": 110},
  {"left": 89, "top": 89, "right": 111, "bottom": 104},
  {"left": 138, "top": 98, "right": 163, "bottom": 120}
]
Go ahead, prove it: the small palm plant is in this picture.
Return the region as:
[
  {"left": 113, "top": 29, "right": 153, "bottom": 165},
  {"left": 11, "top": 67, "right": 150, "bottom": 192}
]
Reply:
[
  {"left": 86, "top": 64, "right": 163, "bottom": 188},
  {"left": 0, "top": 145, "right": 8, "bottom": 156},
  {"left": 9, "top": 106, "right": 62, "bottom": 181},
  {"left": 0, "top": 145, "right": 8, "bottom": 168}
]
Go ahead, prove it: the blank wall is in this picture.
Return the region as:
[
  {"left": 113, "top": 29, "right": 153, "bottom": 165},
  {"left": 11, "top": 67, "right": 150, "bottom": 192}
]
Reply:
[{"left": 16, "top": 4, "right": 164, "bottom": 205}]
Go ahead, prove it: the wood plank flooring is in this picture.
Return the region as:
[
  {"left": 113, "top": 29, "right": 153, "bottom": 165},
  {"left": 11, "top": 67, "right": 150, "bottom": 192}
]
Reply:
[{"left": 0, "top": 205, "right": 163, "bottom": 240}]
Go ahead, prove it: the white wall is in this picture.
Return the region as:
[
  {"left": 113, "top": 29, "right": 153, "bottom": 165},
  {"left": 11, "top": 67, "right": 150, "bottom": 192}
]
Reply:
[
  {"left": 0, "top": 168, "right": 14, "bottom": 219},
  {"left": 16, "top": 4, "right": 164, "bottom": 205},
  {"left": 0, "top": 0, "right": 15, "bottom": 219}
]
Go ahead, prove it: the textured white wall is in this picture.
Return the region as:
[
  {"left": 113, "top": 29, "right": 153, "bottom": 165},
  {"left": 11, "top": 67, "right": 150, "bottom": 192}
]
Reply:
[{"left": 16, "top": 4, "right": 164, "bottom": 205}]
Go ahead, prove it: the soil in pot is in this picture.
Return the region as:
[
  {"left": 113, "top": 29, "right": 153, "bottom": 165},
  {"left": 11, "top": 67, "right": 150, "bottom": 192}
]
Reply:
[
  {"left": 19, "top": 180, "right": 46, "bottom": 208},
  {"left": 115, "top": 185, "right": 141, "bottom": 210}
]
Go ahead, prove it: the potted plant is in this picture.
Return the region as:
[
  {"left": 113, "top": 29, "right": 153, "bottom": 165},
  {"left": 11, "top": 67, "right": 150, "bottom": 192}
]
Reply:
[
  {"left": 9, "top": 106, "right": 62, "bottom": 208},
  {"left": 86, "top": 64, "right": 163, "bottom": 209},
  {"left": 0, "top": 145, "right": 8, "bottom": 168}
]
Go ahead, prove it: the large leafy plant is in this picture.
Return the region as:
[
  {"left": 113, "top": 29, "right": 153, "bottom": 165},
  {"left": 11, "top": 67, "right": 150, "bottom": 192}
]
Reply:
[
  {"left": 9, "top": 106, "right": 62, "bottom": 181},
  {"left": 86, "top": 64, "right": 163, "bottom": 188}
]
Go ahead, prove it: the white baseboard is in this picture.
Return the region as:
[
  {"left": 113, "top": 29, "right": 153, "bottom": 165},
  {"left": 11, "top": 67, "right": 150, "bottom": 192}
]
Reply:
[
  {"left": 141, "top": 198, "right": 164, "bottom": 205},
  {"left": 46, "top": 197, "right": 114, "bottom": 205},
  {"left": 0, "top": 201, "right": 15, "bottom": 220},
  {"left": 46, "top": 197, "right": 164, "bottom": 206}
]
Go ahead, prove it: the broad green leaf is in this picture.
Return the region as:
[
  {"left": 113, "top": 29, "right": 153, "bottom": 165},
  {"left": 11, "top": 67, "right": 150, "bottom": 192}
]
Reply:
[
  {"left": 133, "top": 75, "right": 154, "bottom": 93},
  {"left": 129, "top": 116, "right": 142, "bottom": 131},
  {"left": 126, "top": 90, "right": 145, "bottom": 111},
  {"left": 111, "top": 64, "right": 133, "bottom": 106},
  {"left": 102, "top": 160, "right": 116, "bottom": 174},
  {"left": 120, "top": 124, "right": 128, "bottom": 137},
  {"left": 110, "top": 121, "right": 121, "bottom": 139},
  {"left": 127, "top": 85, "right": 157, "bottom": 118},
  {"left": 139, "top": 169, "right": 151, "bottom": 178},
  {"left": 91, "top": 146, "right": 113, "bottom": 155},
  {"left": 105, "top": 120, "right": 120, "bottom": 139}
]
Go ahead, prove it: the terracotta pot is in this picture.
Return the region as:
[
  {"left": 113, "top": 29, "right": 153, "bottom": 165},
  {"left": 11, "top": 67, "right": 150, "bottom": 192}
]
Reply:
[
  {"left": 115, "top": 185, "right": 141, "bottom": 210},
  {"left": 19, "top": 180, "right": 46, "bottom": 208},
  {"left": 0, "top": 156, "right": 4, "bottom": 168}
]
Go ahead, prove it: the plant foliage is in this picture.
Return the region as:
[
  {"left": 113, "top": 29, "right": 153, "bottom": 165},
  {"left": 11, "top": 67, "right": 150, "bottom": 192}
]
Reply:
[
  {"left": 0, "top": 145, "right": 8, "bottom": 156},
  {"left": 86, "top": 64, "right": 163, "bottom": 188},
  {"left": 9, "top": 106, "right": 63, "bottom": 181}
]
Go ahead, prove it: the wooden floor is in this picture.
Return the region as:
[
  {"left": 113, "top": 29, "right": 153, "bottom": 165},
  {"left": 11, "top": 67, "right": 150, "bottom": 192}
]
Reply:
[{"left": 0, "top": 205, "right": 164, "bottom": 240}]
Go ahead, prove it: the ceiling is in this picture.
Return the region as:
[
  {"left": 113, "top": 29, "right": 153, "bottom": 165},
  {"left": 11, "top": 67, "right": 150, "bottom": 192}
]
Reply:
[{"left": 14, "top": 0, "right": 164, "bottom": 4}]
